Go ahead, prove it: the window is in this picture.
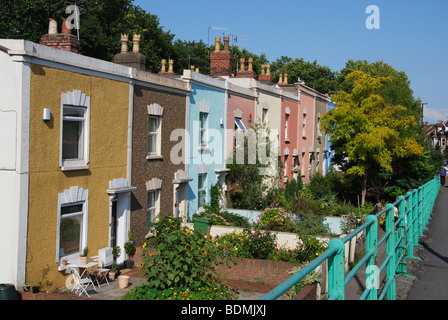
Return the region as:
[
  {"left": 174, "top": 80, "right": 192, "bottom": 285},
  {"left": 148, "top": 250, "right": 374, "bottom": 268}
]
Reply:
[
  {"left": 235, "top": 118, "right": 246, "bottom": 131},
  {"left": 284, "top": 155, "right": 288, "bottom": 177},
  {"left": 62, "top": 107, "right": 86, "bottom": 160},
  {"left": 199, "top": 112, "right": 208, "bottom": 147},
  {"left": 57, "top": 186, "right": 88, "bottom": 263},
  {"left": 198, "top": 174, "right": 206, "bottom": 207},
  {"left": 285, "top": 114, "right": 289, "bottom": 140},
  {"left": 59, "top": 204, "right": 84, "bottom": 258},
  {"left": 317, "top": 117, "right": 322, "bottom": 138},
  {"left": 148, "top": 116, "right": 160, "bottom": 155},
  {"left": 262, "top": 109, "right": 268, "bottom": 124},
  {"left": 60, "top": 90, "right": 90, "bottom": 171},
  {"left": 147, "top": 103, "right": 164, "bottom": 159},
  {"left": 147, "top": 190, "right": 159, "bottom": 231}
]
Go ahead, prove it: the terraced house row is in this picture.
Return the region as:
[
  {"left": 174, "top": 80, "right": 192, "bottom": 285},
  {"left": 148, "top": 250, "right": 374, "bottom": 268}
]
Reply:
[{"left": 0, "top": 23, "right": 334, "bottom": 290}]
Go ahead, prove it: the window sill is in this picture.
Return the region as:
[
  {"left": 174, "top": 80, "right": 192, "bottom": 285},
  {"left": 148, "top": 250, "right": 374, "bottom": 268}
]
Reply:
[
  {"left": 198, "top": 146, "right": 210, "bottom": 152},
  {"left": 285, "top": 139, "right": 290, "bottom": 143},
  {"left": 61, "top": 165, "right": 89, "bottom": 172},
  {"left": 146, "top": 154, "right": 164, "bottom": 161}
]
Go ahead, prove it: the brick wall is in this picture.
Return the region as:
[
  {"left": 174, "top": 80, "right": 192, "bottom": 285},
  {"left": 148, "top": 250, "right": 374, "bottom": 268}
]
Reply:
[{"left": 216, "top": 257, "right": 303, "bottom": 285}]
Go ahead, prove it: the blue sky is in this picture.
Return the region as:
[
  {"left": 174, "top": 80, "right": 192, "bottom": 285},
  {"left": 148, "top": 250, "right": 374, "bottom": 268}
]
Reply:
[{"left": 134, "top": 0, "right": 448, "bottom": 124}]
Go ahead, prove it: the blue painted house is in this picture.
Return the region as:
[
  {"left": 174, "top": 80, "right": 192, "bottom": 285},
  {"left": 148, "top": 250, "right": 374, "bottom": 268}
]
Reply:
[{"left": 181, "top": 70, "right": 228, "bottom": 220}]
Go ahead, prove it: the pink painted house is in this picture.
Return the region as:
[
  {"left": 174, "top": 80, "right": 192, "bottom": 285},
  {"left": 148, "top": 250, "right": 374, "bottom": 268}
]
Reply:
[
  {"left": 225, "top": 82, "right": 256, "bottom": 162},
  {"left": 280, "top": 94, "right": 300, "bottom": 186}
]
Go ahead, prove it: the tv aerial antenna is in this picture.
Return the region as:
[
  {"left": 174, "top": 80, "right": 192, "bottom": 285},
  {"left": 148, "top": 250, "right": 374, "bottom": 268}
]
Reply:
[
  {"left": 208, "top": 26, "right": 229, "bottom": 48},
  {"left": 53, "top": 0, "right": 104, "bottom": 41}
]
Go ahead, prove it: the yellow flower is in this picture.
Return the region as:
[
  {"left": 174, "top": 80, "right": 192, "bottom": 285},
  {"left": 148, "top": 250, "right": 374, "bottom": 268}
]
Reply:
[
  {"left": 140, "top": 262, "right": 144, "bottom": 268},
  {"left": 142, "top": 242, "right": 147, "bottom": 249},
  {"left": 149, "top": 253, "right": 154, "bottom": 257},
  {"left": 201, "top": 248, "right": 207, "bottom": 255}
]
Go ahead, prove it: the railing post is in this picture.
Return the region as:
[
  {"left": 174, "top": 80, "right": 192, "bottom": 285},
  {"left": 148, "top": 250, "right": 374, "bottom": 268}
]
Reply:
[
  {"left": 396, "top": 196, "right": 407, "bottom": 276},
  {"left": 419, "top": 186, "right": 425, "bottom": 237},
  {"left": 414, "top": 188, "right": 422, "bottom": 246},
  {"left": 406, "top": 191, "right": 419, "bottom": 261},
  {"left": 365, "top": 215, "right": 378, "bottom": 300},
  {"left": 327, "top": 238, "right": 345, "bottom": 300},
  {"left": 385, "top": 204, "right": 396, "bottom": 300}
]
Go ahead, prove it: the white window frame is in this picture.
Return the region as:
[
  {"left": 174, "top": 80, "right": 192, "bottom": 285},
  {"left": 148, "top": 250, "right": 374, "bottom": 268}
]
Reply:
[
  {"left": 198, "top": 174, "right": 207, "bottom": 208},
  {"left": 147, "top": 104, "right": 164, "bottom": 159},
  {"left": 146, "top": 190, "right": 160, "bottom": 232},
  {"left": 285, "top": 114, "right": 289, "bottom": 140},
  {"left": 262, "top": 109, "right": 268, "bottom": 125},
  {"left": 148, "top": 116, "right": 161, "bottom": 156},
  {"left": 56, "top": 187, "right": 89, "bottom": 264},
  {"left": 199, "top": 112, "right": 208, "bottom": 148},
  {"left": 60, "top": 90, "right": 90, "bottom": 171}
]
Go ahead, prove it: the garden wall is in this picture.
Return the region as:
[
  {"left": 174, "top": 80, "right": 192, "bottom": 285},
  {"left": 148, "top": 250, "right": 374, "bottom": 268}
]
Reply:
[{"left": 215, "top": 257, "right": 303, "bottom": 285}]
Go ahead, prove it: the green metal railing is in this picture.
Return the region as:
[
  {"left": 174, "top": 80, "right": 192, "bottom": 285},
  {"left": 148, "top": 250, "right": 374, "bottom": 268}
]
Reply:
[{"left": 261, "top": 177, "right": 440, "bottom": 300}]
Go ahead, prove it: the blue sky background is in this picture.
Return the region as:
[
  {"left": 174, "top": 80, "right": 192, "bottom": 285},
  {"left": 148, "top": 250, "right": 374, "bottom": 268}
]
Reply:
[{"left": 135, "top": 0, "right": 448, "bottom": 124}]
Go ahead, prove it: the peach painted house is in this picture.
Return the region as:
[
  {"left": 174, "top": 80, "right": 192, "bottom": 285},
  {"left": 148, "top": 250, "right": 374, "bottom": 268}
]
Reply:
[
  {"left": 225, "top": 82, "right": 256, "bottom": 161},
  {"left": 298, "top": 83, "right": 316, "bottom": 184},
  {"left": 280, "top": 93, "right": 300, "bottom": 186}
]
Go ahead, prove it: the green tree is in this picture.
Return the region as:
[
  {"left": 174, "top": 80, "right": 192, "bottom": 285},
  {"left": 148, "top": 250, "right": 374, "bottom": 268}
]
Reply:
[
  {"left": 0, "top": 0, "right": 175, "bottom": 72},
  {"left": 321, "top": 70, "right": 424, "bottom": 206},
  {"left": 270, "top": 56, "right": 339, "bottom": 94}
]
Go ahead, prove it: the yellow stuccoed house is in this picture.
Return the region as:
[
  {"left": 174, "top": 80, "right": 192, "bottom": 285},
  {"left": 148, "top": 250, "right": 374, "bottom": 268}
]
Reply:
[{"left": 0, "top": 33, "right": 135, "bottom": 290}]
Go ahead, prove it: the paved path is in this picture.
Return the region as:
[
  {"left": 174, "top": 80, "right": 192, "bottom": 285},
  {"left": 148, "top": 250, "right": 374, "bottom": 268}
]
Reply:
[{"left": 406, "top": 185, "right": 448, "bottom": 300}]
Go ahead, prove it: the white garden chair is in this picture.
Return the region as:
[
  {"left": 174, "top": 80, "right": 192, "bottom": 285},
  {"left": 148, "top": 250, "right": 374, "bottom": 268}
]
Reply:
[
  {"left": 90, "top": 255, "right": 110, "bottom": 288},
  {"left": 71, "top": 267, "right": 96, "bottom": 297}
]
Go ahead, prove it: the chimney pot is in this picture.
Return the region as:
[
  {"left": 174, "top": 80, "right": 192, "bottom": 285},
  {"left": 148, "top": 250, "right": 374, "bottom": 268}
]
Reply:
[
  {"left": 223, "top": 37, "right": 230, "bottom": 51},
  {"left": 240, "top": 58, "right": 246, "bottom": 71},
  {"left": 214, "top": 37, "right": 221, "bottom": 52},
  {"left": 161, "top": 59, "right": 166, "bottom": 73},
  {"left": 48, "top": 18, "right": 58, "bottom": 35},
  {"left": 121, "top": 34, "right": 128, "bottom": 53},
  {"left": 266, "top": 65, "right": 271, "bottom": 76},
  {"left": 278, "top": 73, "right": 283, "bottom": 85},
  {"left": 61, "top": 18, "right": 71, "bottom": 34},
  {"left": 132, "top": 34, "right": 141, "bottom": 53},
  {"left": 261, "top": 65, "right": 266, "bottom": 75},
  {"left": 248, "top": 57, "right": 253, "bottom": 72},
  {"left": 284, "top": 73, "right": 288, "bottom": 84},
  {"left": 168, "top": 59, "right": 174, "bottom": 73}
]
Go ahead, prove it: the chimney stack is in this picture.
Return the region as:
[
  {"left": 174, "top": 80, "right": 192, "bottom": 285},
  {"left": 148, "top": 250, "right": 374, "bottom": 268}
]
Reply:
[
  {"left": 210, "top": 36, "right": 233, "bottom": 77},
  {"left": 236, "top": 57, "right": 256, "bottom": 79},
  {"left": 39, "top": 18, "right": 80, "bottom": 53},
  {"left": 114, "top": 34, "right": 146, "bottom": 70},
  {"left": 159, "top": 58, "right": 175, "bottom": 76},
  {"left": 258, "top": 64, "right": 273, "bottom": 84}
]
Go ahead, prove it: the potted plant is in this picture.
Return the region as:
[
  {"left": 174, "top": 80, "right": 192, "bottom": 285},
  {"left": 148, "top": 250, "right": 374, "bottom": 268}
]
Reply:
[
  {"left": 109, "top": 245, "right": 121, "bottom": 280},
  {"left": 80, "top": 247, "right": 88, "bottom": 265},
  {"left": 124, "top": 241, "right": 136, "bottom": 269},
  {"left": 109, "top": 262, "right": 118, "bottom": 280}
]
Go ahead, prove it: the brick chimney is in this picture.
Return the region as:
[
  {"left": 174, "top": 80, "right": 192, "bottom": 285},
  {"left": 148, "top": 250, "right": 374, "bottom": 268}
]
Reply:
[
  {"left": 236, "top": 57, "right": 256, "bottom": 79},
  {"left": 258, "top": 64, "right": 273, "bottom": 84},
  {"left": 39, "top": 18, "right": 80, "bottom": 53},
  {"left": 210, "top": 36, "right": 233, "bottom": 77},
  {"left": 113, "top": 34, "right": 146, "bottom": 70}
]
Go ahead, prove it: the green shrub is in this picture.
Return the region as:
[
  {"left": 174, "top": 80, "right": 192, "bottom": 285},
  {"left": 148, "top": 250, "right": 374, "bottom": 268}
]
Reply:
[
  {"left": 129, "top": 214, "right": 237, "bottom": 300},
  {"left": 287, "top": 267, "right": 322, "bottom": 300},
  {"left": 257, "top": 207, "right": 296, "bottom": 232},
  {"left": 295, "top": 235, "right": 328, "bottom": 263}
]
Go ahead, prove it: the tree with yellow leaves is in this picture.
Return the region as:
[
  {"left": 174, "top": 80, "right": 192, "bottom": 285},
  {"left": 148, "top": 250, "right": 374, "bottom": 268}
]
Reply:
[{"left": 321, "top": 70, "right": 423, "bottom": 206}]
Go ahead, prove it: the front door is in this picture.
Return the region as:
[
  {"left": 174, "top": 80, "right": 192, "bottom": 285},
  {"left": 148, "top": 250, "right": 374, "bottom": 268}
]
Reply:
[{"left": 110, "top": 200, "right": 118, "bottom": 248}]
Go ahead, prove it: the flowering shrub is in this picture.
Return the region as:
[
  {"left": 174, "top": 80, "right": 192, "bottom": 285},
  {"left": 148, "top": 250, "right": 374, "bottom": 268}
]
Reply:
[
  {"left": 123, "top": 214, "right": 237, "bottom": 300},
  {"left": 257, "top": 207, "right": 296, "bottom": 232}
]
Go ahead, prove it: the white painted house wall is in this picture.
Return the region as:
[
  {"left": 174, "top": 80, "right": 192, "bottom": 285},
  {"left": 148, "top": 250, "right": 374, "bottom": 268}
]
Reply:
[{"left": 0, "top": 40, "right": 31, "bottom": 288}]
